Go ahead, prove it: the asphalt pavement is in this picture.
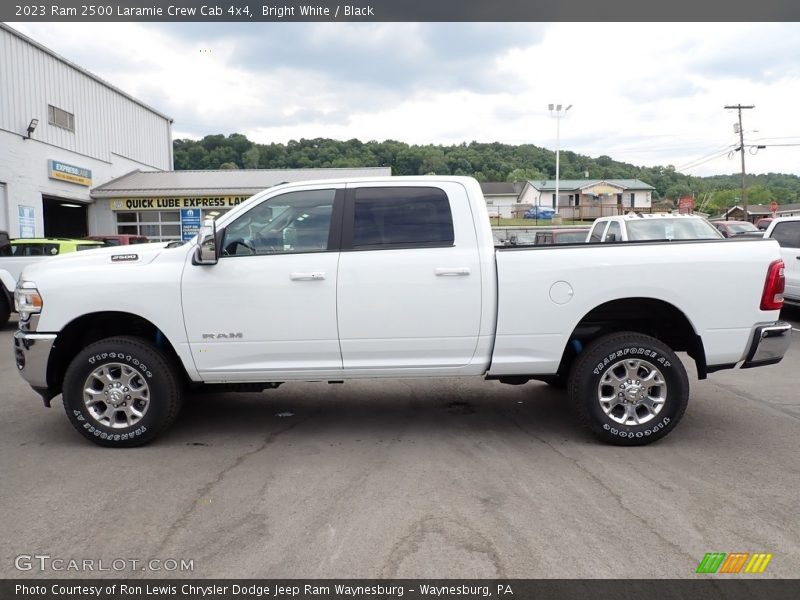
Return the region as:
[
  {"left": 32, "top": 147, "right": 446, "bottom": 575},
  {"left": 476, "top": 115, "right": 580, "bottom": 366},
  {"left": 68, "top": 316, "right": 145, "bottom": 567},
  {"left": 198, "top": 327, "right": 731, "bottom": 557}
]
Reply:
[{"left": 1, "top": 310, "right": 799, "bottom": 579}]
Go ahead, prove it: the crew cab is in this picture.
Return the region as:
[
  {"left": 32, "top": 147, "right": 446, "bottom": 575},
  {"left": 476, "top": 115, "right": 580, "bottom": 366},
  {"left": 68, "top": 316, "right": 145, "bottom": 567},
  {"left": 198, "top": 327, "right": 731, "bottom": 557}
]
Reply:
[
  {"left": 12, "top": 177, "right": 791, "bottom": 447},
  {"left": 587, "top": 213, "right": 722, "bottom": 243},
  {"left": 763, "top": 216, "right": 800, "bottom": 305}
]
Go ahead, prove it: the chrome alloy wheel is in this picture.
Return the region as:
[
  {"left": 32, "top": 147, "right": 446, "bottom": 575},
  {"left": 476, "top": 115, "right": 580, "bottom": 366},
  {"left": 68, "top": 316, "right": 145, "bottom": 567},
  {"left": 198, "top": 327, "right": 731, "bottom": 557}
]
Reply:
[
  {"left": 597, "top": 358, "right": 667, "bottom": 425},
  {"left": 82, "top": 363, "right": 150, "bottom": 428}
]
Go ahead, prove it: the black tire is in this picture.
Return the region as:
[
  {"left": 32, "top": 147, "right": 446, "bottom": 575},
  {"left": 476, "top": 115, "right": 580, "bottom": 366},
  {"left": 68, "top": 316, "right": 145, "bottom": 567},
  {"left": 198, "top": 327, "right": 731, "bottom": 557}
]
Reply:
[
  {"left": 568, "top": 332, "right": 689, "bottom": 446},
  {"left": 62, "top": 336, "right": 182, "bottom": 447},
  {"left": 0, "top": 291, "right": 10, "bottom": 328}
]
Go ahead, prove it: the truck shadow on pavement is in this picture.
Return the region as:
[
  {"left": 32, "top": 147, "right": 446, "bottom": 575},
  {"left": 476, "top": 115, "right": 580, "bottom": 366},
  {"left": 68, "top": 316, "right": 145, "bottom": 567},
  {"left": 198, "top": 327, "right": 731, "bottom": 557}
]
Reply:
[{"left": 165, "top": 380, "right": 588, "bottom": 448}]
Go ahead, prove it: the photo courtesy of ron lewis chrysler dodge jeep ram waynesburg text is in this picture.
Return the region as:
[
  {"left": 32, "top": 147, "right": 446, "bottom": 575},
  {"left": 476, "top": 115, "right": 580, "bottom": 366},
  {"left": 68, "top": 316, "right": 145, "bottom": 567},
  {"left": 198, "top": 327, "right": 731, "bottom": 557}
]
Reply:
[{"left": 12, "top": 177, "right": 792, "bottom": 447}]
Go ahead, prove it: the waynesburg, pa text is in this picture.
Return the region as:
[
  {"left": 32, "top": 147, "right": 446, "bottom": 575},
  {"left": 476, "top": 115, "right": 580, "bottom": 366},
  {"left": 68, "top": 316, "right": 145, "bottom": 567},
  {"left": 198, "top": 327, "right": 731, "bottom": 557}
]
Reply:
[{"left": 14, "top": 583, "right": 512, "bottom": 598}]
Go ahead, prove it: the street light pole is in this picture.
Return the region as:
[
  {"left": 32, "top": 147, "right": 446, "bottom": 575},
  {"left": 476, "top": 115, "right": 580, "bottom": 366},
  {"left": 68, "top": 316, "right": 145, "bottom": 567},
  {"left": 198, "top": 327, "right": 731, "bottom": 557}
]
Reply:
[{"left": 550, "top": 103, "right": 572, "bottom": 211}]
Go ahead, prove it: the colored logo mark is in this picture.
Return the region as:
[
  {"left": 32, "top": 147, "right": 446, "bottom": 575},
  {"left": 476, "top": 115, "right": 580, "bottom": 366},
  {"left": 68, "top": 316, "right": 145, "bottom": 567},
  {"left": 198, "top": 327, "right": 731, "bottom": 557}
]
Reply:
[{"left": 696, "top": 552, "right": 773, "bottom": 574}]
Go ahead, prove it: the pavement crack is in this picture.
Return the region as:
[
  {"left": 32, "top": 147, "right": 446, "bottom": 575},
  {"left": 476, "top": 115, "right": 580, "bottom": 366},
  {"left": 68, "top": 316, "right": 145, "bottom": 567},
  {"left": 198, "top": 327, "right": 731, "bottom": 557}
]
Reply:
[
  {"left": 500, "top": 410, "right": 696, "bottom": 564},
  {"left": 153, "top": 412, "right": 315, "bottom": 555}
]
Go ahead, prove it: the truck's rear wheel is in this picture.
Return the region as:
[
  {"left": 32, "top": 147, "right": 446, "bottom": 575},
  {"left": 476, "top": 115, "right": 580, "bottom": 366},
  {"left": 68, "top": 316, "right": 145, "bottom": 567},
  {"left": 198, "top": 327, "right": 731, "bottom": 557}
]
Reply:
[
  {"left": 568, "top": 332, "right": 688, "bottom": 446},
  {"left": 63, "top": 336, "right": 182, "bottom": 447}
]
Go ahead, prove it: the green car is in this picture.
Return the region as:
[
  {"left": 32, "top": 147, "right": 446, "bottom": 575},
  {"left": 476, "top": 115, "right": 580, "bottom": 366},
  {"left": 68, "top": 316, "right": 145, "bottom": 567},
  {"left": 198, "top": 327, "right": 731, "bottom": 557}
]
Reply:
[{"left": 6, "top": 237, "right": 104, "bottom": 256}]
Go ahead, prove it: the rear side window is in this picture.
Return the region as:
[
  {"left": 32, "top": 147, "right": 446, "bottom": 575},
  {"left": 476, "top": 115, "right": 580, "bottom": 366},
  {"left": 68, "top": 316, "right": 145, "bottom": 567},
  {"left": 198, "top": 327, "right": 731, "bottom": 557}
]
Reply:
[
  {"left": 771, "top": 222, "right": 800, "bottom": 248},
  {"left": 351, "top": 187, "right": 454, "bottom": 249}
]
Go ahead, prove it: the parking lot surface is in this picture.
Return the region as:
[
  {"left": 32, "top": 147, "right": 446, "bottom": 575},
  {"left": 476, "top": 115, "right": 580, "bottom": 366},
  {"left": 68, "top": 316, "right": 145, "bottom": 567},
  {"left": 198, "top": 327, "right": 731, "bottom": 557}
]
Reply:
[{"left": 1, "top": 311, "right": 799, "bottom": 579}]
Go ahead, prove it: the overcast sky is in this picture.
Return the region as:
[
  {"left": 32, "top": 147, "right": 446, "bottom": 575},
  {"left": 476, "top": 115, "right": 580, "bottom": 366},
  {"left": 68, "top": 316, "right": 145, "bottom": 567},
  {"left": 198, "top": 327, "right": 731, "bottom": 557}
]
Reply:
[{"left": 13, "top": 22, "right": 800, "bottom": 176}]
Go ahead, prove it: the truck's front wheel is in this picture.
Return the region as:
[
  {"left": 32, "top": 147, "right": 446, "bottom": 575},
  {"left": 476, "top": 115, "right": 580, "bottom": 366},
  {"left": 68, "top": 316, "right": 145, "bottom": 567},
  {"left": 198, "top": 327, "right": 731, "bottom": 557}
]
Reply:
[
  {"left": 568, "top": 332, "right": 689, "bottom": 446},
  {"left": 62, "top": 337, "right": 182, "bottom": 447}
]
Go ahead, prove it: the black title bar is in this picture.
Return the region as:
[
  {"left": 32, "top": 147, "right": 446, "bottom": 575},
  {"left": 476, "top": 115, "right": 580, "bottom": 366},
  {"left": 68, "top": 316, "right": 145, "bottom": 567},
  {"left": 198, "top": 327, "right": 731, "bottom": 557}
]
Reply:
[
  {"left": 3, "top": 0, "right": 800, "bottom": 22},
  {"left": 3, "top": 579, "right": 800, "bottom": 600}
]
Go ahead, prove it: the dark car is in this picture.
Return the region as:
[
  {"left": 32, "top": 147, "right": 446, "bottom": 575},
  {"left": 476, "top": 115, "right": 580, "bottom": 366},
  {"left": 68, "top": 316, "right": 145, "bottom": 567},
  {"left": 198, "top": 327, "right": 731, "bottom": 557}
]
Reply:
[
  {"left": 84, "top": 234, "right": 149, "bottom": 246},
  {"left": 755, "top": 218, "right": 774, "bottom": 231},
  {"left": 712, "top": 221, "right": 764, "bottom": 238}
]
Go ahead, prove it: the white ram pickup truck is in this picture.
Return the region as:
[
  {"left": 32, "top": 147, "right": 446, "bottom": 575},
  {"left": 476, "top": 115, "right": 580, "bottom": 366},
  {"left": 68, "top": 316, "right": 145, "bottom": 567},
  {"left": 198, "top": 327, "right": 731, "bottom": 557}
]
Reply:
[{"left": 13, "top": 176, "right": 791, "bottom": 447}]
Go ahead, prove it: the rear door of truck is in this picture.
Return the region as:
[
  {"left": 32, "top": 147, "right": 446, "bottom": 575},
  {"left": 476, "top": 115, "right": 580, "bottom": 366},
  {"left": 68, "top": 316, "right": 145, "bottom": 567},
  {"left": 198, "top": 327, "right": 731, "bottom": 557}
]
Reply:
[{"left": 336, "top": 182, "right": 483, "bottom": 371}]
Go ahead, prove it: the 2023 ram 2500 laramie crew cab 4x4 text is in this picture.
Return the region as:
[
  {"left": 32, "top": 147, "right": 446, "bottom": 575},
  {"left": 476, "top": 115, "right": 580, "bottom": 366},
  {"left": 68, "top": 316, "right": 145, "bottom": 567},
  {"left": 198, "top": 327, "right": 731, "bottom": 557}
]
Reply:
[{"left": 13, "top": 177, "right": 792, "bottom": 447}]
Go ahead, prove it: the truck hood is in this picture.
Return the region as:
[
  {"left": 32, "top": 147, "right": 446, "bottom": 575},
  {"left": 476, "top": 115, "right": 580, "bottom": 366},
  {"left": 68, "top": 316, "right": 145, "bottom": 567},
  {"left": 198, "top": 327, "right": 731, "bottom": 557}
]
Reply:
[{"left": 20, "top": 242, "right": 174, "bottom": 283}]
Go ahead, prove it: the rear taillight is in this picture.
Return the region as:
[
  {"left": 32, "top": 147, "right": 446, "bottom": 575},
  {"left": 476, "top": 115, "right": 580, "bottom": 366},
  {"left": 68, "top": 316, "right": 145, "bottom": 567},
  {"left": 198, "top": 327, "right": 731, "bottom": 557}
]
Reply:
[{"left": 760, "top": 259, "right": 785, "bottom": 311}]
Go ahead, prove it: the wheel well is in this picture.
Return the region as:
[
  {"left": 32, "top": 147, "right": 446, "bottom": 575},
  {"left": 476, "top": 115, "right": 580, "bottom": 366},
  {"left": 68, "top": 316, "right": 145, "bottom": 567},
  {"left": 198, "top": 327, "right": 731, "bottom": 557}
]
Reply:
[
  {"left": 47, "top": 312, "right": 187, "bottom": 395},
  {"left": 557, "top": 298, "right": 707, "bottom": 379}
]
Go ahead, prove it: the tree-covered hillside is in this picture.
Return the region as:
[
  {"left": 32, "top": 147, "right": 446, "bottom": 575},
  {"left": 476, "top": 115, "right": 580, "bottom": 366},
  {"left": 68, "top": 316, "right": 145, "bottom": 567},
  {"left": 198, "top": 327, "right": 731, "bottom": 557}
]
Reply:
[{"left": 173, "top": 134, "right": 800, "bottom": 213}]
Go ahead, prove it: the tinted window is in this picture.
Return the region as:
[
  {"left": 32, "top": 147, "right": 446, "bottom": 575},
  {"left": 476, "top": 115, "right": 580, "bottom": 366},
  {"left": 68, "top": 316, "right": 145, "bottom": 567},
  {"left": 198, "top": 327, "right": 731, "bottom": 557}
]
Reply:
[
  {"left": 555, "top": 231, "right": 588, "bottom": 243},
  {"left": 222, "top": 189, "right": 335, "bottom": 256},
  {"left": 352, "top": 187, "right": 454, "bottom": 249},
  {"left": 11, "top": 244, "right": 59, "bottom": 256},
  {"left": 771, "top": 222, "right": 800, "bottom": 248}
]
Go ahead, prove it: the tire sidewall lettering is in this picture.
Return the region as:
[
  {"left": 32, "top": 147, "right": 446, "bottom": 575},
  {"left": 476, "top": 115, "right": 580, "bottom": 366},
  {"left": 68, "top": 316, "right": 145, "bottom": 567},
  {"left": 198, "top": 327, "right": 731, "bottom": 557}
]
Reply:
[{"left": 602, "top": 417, "right": 671, "bottom": 439}]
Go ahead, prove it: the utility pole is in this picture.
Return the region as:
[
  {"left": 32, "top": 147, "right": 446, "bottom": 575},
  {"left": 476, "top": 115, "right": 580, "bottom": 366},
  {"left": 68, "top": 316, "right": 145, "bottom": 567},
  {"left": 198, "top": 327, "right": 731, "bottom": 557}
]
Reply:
[{"left": 725, "top": 104, "right": 754, "bottom": 222}]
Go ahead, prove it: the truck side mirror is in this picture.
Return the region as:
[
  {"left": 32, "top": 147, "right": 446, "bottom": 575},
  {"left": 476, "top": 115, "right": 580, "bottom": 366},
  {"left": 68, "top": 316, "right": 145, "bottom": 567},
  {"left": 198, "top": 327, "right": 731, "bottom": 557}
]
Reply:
[{"left": 193, "top": 219, "right": 218, "bottom": 265}]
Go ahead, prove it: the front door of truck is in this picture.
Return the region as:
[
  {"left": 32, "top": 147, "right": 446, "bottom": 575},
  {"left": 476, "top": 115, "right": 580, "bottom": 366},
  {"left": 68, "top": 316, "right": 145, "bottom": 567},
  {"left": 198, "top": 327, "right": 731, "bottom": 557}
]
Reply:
[
  {"left": 181, "top": 186, "right": 345, "bottom": 381},
  {"left": 335, "top": 182, "right": 483, "bottom": 372}
]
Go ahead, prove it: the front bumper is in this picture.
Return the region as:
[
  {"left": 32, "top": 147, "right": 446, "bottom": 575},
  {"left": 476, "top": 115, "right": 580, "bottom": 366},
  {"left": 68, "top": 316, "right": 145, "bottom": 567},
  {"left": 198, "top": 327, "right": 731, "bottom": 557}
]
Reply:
[
  {"left": 13, "top": 330, "right": 57, "bottom": 401},
  {"left": 741, "top": 321, "right": 792, "bottom": 368}
]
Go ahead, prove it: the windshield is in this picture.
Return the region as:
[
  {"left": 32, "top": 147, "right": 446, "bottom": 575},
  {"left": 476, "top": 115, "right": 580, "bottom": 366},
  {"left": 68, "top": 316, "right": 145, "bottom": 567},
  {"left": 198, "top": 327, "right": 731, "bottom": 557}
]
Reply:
[
  {"left": 726, "top": 222, "right": 759, "bottom": 233},
  {"left": 626, "top": 218, "right": 722, "bottom": 241}
]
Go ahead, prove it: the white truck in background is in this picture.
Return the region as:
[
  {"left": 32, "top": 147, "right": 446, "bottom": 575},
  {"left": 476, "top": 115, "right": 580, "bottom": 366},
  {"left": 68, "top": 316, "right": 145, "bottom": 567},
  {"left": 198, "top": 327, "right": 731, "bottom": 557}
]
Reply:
[
  {"left": 12, "top": 176, "right": 791, "bottom": 447},
  {"left": 586, "top": 213, "right": 723, "bottom": 243}
]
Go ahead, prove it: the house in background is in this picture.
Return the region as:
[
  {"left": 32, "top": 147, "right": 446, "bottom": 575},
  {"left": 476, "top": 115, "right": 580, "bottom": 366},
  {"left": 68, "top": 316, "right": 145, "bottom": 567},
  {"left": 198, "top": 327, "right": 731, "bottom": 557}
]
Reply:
[
  {"left": 518, "top": 179, "right": 655, "bottom": 220},
  {"left": 722, "top": 203, "right": 800, "bottom": 223},
  {"left": 479, "top": 182, "right": 526, "bottom": 219}
]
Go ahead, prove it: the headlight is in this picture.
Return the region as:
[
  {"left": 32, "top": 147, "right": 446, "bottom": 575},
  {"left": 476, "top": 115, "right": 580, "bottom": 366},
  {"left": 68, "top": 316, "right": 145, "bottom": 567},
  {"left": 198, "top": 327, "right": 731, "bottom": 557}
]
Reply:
[{"left": 14, "top": 281, "right": 43, "bottom": 318}]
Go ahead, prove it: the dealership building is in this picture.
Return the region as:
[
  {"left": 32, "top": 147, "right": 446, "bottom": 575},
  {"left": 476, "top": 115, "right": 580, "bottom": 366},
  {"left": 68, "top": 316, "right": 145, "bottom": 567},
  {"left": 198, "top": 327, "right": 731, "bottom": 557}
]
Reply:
[
  {"left": 1, "top": 24, "right": 392, "bottom": 242},
  {"left": 91, "top": 167, "right": 392, "bottom": 242},
  {"left": 0, "top": 23, "right": 174, "bottom": 238}
]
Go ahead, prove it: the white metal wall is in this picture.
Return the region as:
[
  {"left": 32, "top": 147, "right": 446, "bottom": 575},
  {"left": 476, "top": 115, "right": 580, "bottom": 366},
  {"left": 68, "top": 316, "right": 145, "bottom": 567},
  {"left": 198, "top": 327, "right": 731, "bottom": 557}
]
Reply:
[{"left": 0, "top": 25, "right": 172, "bottom": 170}]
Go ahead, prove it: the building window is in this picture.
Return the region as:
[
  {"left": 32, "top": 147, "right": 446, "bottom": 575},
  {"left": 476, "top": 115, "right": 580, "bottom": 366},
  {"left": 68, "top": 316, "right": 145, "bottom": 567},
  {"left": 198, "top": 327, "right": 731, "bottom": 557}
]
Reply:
[
  {"left": 115, "top": 211, "right": 180, "bottom": 242},
  {"left": 630, "top": 192, "right": 636, "bottom": 207},
  {"left": 48, "top": 105, "right": 75, "bottom": 132}
]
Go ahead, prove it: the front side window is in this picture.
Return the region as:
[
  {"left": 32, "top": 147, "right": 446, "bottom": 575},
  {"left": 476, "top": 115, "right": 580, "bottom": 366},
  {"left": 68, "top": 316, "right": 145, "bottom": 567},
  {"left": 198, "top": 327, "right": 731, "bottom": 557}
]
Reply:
[
  {"left": 589, "top": 222, "right": 605, "bottom": 243},
  {"left": 222, "top": 189, "right": 335, "bottom": 256},
  {"left": 351, "top": 187, "right": 454, "bottom": 249},
  {"left": 604, "top": 221, "right": 622, "bottom": 242}
]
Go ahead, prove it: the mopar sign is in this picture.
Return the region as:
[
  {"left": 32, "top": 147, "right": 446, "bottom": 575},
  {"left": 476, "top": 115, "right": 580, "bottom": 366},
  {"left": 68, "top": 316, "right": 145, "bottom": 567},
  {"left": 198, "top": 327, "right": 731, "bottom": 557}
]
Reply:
[{"left": 48, "top": 160, "right": 92, "bottom": 186}]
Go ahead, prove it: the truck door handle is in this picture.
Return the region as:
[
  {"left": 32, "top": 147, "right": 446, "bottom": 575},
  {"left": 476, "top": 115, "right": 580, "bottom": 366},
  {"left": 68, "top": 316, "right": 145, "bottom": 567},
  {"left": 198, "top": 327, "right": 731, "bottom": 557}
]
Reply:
[
  {"left": 435, "top": 267, "right": 471, "bottom": 276},
  {"left": 290, "top": 272, "right": 326, "bottom": 281}
]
